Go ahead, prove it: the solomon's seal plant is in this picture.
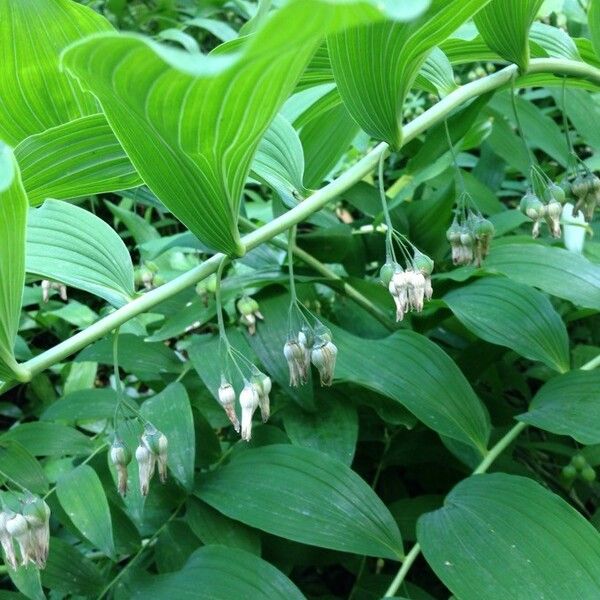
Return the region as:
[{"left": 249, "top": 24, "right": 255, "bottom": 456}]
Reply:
[{"left": 1, "top": 0, "right": 600, "bottom": 598}]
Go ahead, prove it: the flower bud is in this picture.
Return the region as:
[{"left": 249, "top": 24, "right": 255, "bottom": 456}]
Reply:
[
  {"left": 446, "top": 220, "right": 461, "bottom": 244},
  {"left": 547, "top": 182, "right": 565, "bottom": 204},
  {"left": 135, "top": 444, "right": 156, "bottom": 496},
  {"left": 379, "top": 261, "right": 396, "bottom": 287},
  {"left": 22, "top": 497, "right": 50, "bottom": 568},
  {"left": 311, "top": 340, "right": 337, "bottom": 387},
  {"left": 239, "top": 383, "right": 259, "bottom": 441},
  {"left": 472, "top": 216, "right": 494, "bottom": 265},
  {"left": 142, "top": 427, "right": 168, "bottom": 484},
  {"left": 571, "top": 174, "right": 591, "bottom": 199},
  {"left": 110, "top": 440, "right": 132, "bottom": 496},
  {"left": 412, "top": 251, "right": 434, "bottom": 276},
  {"left": 545, "top": 199, "right": 563, "bottom": 238},
  {"left": 6, "top": 513, "right": 33, "bottom": 567},
  {"left": 284, "top": 339, "right": 307, "bottom": 386},
  {"left": 237, "top": 296, "right": 263, "bottom": 335},
  {"left": 218, "top": 381, "right": 240, "bottom": 431},
  {"left": 0, "top": 512, "right": 18, "bottom": 569},
  {"left": 252, "top": 373, "right": 272, "bottom": 422}
]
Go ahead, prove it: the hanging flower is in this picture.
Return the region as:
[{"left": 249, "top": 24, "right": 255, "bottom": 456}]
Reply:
[
  {"left": 237, "top": 296, "right": 264, "bottom": 335},
  {"left": 0, "top": 511, "right": 18, "bottom": 569},
  {"left": 22, "top": 496, "right": 50, "bottom": 569},
  {"left": 218, "top": 380, "right": 239, "bottom": 431},
  {"left": 239, "top": 382, "right": 259, "bottom": 441},
  {"left": 110, "top": 439, "right": 132, "bottom": 496},
  {"left": 311, "top": 337, "right": 338, "bottom": 386},
  {"left": 5, "top": 513, "right": 34, "bottom": 567},
  {"left": 283, "top": 339, "right": 307, "bottom": 386},
  {"left": 251, "top": 372, "right": 272, "bottom": 423}
]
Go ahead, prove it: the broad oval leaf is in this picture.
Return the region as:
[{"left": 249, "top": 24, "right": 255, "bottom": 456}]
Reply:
[
  {"left": 0, "top": 144, "right": 28, "bottom": 381},
  {"left": 198, "top": 444, "right": 403, "bottom": 559},
  {"left": 26, "top": 199, "right": 135, "bottom": 307},
  {"left": 0, "top": 0, "right": 112, "bottom": 145},
  {"left": 0, "top": 441, "right": 48, "bottom": 494},
  {"left": 333, "top": 327, "right": 490, "bottom": 454},
  {"left": 140, "top": 382, "right": 195, "bottom": 491},
  {"left": 485, "top": 243, "right": 600, "bottom": 310},
  {"left": 444, "top": 276, "right": 569, "bottom": 372},
  {"left": 42, "top": 388, "right": 118, "bottom": 424},
  {"left": 127, "top": 545, "right": 304, "bottom": 599},
  {"left": 418, "top": 473, "right": 600, "bottom": 599},
  {"left": 518, "top": 370, "right": 600, "bottom": 444},
  {"left": 56, "top": 464, "right": 116, "bottom": 558},
  {"left": 328, "top": 0, "right": 486, "bottom": 147},
  {"left": 15, "top": 114, "right": 142, "bottom": 206},
  {"left": 0, "top": 422, "right": 93, "bottom": 457},
  {"left": 61, "top": 0, "right": 403, "bottom": 256},
  {"left": 474, "top": 0, "right": 544, "bottom": 71}
]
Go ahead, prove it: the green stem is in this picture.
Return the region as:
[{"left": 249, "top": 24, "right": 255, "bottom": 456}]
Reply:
[
  {"left": 287, "top": 225, "right": 298, "bottom": 303},
  {"left": 443, "top": 118, "right": 466, "bottom": 194},
  {"left": 378, "top": 152, "right": 395, "bottom": 262},
  {"left": 581, "top": 353, "right": 600, "bottom": 371},
  {"left": 383, "top": 421, "right": 527, "bottom": 597},
  {"left": 4, "top": 58, "right": 600, "bottom": 390},
  {"left": 214, "top": 256, "right": 229, "bottom": 340}
]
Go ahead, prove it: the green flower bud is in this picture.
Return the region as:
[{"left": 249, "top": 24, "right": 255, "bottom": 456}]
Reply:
[
  {"left": 379, "top": 261, "right": 396, "bottom": 287},
  {"left": 572, "top": 454, "right": 587, "bottom": 470},
  {"left": 206, "top": 274, "right": 217, "bottom": 294},
  {"left": 581, "top": 466, "right": 596, "bottom": 482},
  {"left": 547, "top": 183, "right": 565, "bottom": 204},
  {"left": 446, "top": 220, "right": 461, "bottom": 244},
  {"left": 519, "top": 192, "right": 544, "bottom": 220},
  {"left": 562, "top": 464, "right": 577, "bottom": 480},
  {"left": 571, "top": 174, "right": 591, "bottom": 199},
  {"left": 412, "top": 250, "right": 434, "bottom": 276}
]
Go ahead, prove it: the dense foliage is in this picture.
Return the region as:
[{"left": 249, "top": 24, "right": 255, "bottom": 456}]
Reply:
[{"left": 1, "top": 0, "right": 600, "bottom": 598}]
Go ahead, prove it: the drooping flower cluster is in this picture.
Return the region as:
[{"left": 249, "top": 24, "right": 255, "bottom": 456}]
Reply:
[
  {"left": 0, "top": 496, "right": 50, "bottom": 569},
  {"left": 217, "top": 370, "right": 271, "bottom": 441},
  {"left": 380, "top": 249, "right": 434, "bottom": 322},
  {"left": 519, "top": 182, "right": 564, "bottom": 239},
  {"left": 237, "top": 296, "right": 264, "bottom": 335},
  {"left": 570, "top": 172, "right": 600, "bottom": 221},
  {"left": 284, "top": 321, "right": 337, "bottom": 388},
  {"left": 110, "top": 425, "right": 168, "bottom": 497},
  {"left": 446, "top": 211, "right": 495, "bottom": 266}
]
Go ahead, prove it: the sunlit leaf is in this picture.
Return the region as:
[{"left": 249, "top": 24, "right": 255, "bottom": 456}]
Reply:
[
  {"left": 61, "top": 0, "right": 410, "bottom": 255},
  {"left": 26, "top": 200, "right": 135, "bottom": 307},
  {"left": 0, "top": 144, "right": 28, "bottom": 381}
]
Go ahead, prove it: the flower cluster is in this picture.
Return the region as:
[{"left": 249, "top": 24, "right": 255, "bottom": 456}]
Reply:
[
  {"left": 110, "top": 425, "right": 168, "bottom": 497},
  {"left": 41, "top": 280, "right": 67, "bottom": 303},
  {"left": 446, "top": 211, "right": 495, "bottom": 266},
  {"left": 134, "top": 262, "right": 164, "bottom": 290},
  {"left": 284, "top": 321, "right": 337, "bottom": 388},
  {"left": 237, "top": 296, "right": 264, "bottom": 335},
  {"left": 0, "top": 496, "right": 50, "bottom": 569},
  {"left": 570, "top": 172, "right": 600, "bottom": 221},
  {"left": 519, "top": 183, "right": 564, "bottom": 238},
  {"left": 381, "top": 250, "right": 434, "bottom": 321},
  {"left": 218, "top": 371, "right": 271, "bottom": 441}
]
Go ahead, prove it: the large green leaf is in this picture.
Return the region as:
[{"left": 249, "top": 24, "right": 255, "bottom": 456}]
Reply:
[
  {"left": 333, "top": 327, "right": 490, "bottom": 454},
  {"left": 140, "top": 383, "right": 195, "bottom": 491},
  {"left": 0, "top": 423, "right": 92, "bottom": 456},
  {"left": 485, "top": 243, "right": 600, "bottom": 310},
  {"left": 15, "top": 114, "right": 141, "bottom": 206},
  {"left": 127, "top": 545, "right": 304, "bottom": 599},
  {"left": 328, "top": 0, "right": 487, "bottom": 147},
  {"left": 198, "top": 444, "right": 403, "bottom": 559},
  {"left": 444, "top": 277, "right": 569, "bottom": 372},
  {"left": 589, "top": 0, "right": 600, "bottom": 60},
  {"left": 0, "top": 144, "right": 28, "bottom": 381},
  {"left": 518, "top": 370, "right": 600, "bottom": 444},
  {"left": 0, "top": 441, "right": 48, "bottom": 494},
  {"left": 26, "top": 199, "right": 135, "bottom": 307},
  {"left": 56, "top": 464, "right": 116, "bottom": 558},
  {"left": 61, "top": 0, "right": 409, "bottom": 256},
  {"left": 418, "top": 473, "right": 600, "bottom": 599},
  {"left": 0, "top": 0, "right": 112, "bottom": 146},
  {"left": 474, "top": 0, "right": 544, "bottom": 71}
]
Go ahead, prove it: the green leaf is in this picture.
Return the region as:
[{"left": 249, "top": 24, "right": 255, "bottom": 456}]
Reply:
[
  {"left": 77, "top": 334, "right": 182, "bottom": 379},
  {"left": 444, "top": 277, "right": 569, "bottom": 372},
  {"left": 0, "top": 0, "right": 112, "bottom": 145},
  {"left": 26, "top": 200, "right": 135, "bottom": 307},
  {"left": 140, "top": 383, "right": 195, "bottom": 491},
  {"left": 56, "top": 464, "right": 116, "bottom": 558},
  {"left": 589, "top": 0, "right": 600, "bottom": 59},
  {"left": 529, "top": 22, "right": 581, "bottom": 61},
  {"left": 185, "top": 497, "right": 261, "bottom": 555},
  {"left": 474, "top": 0, "right": 544, "bottom": 71},
  {"left": 418, "top": 473, "right": 600, "bottom": 599},
  {"left": 252, "top": 115, "right": 307, "bottom": 203},
  {"left": 7, "top": 567, "right": 44, "bottom": 600},
  {"left": 416, "top": 47, "right": 457, "bottom": 97},
  {"left": 105, "top": 201, "right": 160, "bottom": 247},
  {"left": 41, "top": 538, "right": 104, "bottom": 597},
  {"left": 0, "top": 423, "right": 92, "bottom": 456},
  {"left": 126, "top": 545, "right": 304, "bottom": 599},
  {"left": 485, "top": 243, "right": 600, "bottom": 310},
  {"left": 333, "top": 327, "right": 490, "bottom": 454},
  {"left": 283, "top": 394, "right": 358, "bottom": 465},
  {"left": 15, "top": 114, "right": 141, "bottom": 206},
  {"left": 0, "top": 144, "right": 28, "bottom": 381},
  {"left": 42, "top": 388, "right": 118, "bottom": 424},
  {"left": 198, "top": 444, "right": 403, "bottom": 559},
  {"left": 0, "top": 441, "right": 48, "bottom": 494},
  {"left": 61, "top": 0, "right": 403, "bottom": 255},
  {"left": 518, "top": 370, "right": 600, "bottom": 444},
  {"left": 328, "top": 0, "right": 486, "bottom": 147}
]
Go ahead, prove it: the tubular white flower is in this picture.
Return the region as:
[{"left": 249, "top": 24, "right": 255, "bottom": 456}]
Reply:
[
  {"left": 239, "top": 383, "right": 259, "bottom": 441},
  {"left": 6, "top": 513, "right": 33, "bottom": 567},
  {"left": 218, "top": 381, "right": 240, "bottom": 431},
  {"left": 135, "top": 444, "right": 156, "bottom": 496},
  {"left": 0, "top": 512, "right": 18, "bottom": 569}
]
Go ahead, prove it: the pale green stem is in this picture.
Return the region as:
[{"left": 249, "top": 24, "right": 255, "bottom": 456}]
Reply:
[
  {"left": 581, "top": 353, "right": 600, "bottom": 371},
  {"left": 2, "top": 58, "right": 600, "bottom": 390}
]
